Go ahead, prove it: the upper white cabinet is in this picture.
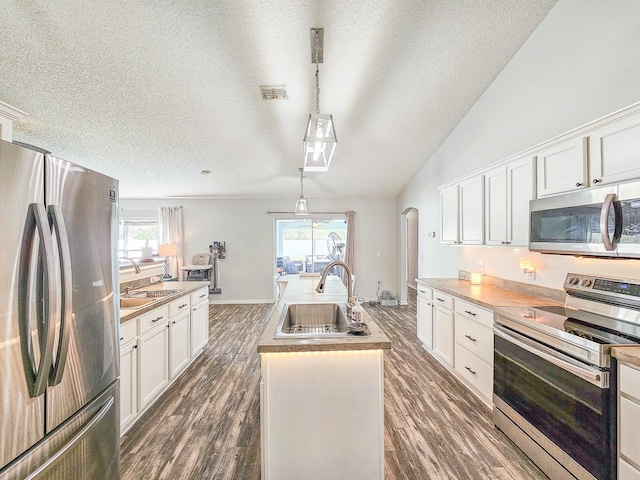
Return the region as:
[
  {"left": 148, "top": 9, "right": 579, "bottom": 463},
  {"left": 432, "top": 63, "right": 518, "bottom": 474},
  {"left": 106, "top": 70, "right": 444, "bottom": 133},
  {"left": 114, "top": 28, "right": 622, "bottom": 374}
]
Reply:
[
  {"left": 440, "top": 176, "right": 483, "bottom": 245},
  {"left": 440, "top": 185, "right": 460, "bottom": 244},
  {"left": 590, "top": 114, "right": 640, "bottom": 186},
  {"left": 536, "top": 137, "right": 588, "bottom": 197},
  {"left": 439, "top": 102, "right": 640, "bottom": 246},
  {"left": 459, "top": 176, "right": 484, "bottom": 244},
  {"left": 485, "top": 156, "right": 535, "bottom": 246}
]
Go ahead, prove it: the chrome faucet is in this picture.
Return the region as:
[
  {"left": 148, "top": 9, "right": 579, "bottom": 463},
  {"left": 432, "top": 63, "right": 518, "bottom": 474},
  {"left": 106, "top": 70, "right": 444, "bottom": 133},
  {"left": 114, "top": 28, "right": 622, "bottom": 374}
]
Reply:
[
  {"left": 315, "top": 261, "right": 356, "bottom": 314},
  {"left": 119, "top": 256, "right": 140, "bottom": 274}
]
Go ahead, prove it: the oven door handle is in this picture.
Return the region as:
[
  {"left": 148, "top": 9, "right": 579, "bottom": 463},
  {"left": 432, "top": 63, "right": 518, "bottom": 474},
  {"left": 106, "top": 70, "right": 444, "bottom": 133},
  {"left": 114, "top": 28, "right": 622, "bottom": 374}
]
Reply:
[{"left": 494, "top": 326, "right": 607, "bottom": 388}]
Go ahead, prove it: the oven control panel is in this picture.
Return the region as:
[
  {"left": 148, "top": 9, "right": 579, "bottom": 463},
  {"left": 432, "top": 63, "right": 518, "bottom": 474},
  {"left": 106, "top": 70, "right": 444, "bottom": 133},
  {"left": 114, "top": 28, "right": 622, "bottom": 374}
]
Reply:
[{"left": 565, "top": 273, "right": 640, "bottom": 307}]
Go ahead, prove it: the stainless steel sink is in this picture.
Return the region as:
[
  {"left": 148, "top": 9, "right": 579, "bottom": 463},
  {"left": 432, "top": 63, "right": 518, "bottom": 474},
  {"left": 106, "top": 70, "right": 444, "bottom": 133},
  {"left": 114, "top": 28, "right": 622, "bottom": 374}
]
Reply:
[
  {"left": 273, "top": 303, "right": 371, "bottom": 338},
  {"left": 126, "top": 289, "right": 182, "bottom": 298},
  {"left": 120, "top": 297, "right": 157, "bottom": 309}
]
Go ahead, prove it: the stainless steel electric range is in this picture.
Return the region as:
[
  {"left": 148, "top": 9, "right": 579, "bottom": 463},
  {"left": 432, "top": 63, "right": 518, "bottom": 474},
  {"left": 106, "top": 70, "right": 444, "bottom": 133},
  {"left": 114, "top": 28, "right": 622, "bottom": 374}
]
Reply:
[{"left": 493, "top": 273, "right": 640, "bottom": 480}]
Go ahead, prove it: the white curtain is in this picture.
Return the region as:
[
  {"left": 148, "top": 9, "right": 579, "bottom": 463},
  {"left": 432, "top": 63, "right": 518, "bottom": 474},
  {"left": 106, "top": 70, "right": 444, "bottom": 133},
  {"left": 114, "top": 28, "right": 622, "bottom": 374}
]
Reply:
[
  {"left": 160, "top": 206, "right": 184, "bottom": 279},
  {"left": 343, "top": 211, "right": 355, "bottom": 287}
]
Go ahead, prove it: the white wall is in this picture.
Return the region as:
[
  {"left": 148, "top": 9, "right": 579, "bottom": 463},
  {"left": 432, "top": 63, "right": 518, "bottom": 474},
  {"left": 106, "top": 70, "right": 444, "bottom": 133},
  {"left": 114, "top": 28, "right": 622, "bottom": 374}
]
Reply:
[
  {"left": 121, "top": 197, "right": 396, "bottom": 303},
  {"left": 397, "top": 0, "right": 640, "bottom": 292}
]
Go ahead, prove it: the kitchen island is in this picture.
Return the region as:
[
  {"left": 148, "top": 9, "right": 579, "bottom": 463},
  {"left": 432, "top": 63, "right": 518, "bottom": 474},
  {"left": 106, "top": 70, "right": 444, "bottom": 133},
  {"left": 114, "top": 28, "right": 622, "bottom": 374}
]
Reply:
[{"left": 257, "top": 275, "right": 391, "bottom": 480}]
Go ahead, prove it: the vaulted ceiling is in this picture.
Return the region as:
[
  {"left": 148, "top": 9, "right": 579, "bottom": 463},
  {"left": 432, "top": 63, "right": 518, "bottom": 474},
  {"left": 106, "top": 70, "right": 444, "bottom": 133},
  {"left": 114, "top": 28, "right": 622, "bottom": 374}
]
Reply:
[{"left": 1, "top": 0, "right": 557, "bottom": 198}]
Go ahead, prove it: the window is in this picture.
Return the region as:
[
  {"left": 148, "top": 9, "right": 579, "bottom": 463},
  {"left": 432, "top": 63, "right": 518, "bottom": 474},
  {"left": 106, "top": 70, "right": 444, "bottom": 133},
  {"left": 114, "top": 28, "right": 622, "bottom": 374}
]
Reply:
[
  {"left": 119, "top": 218, "right": 158, "bottom": 259},
  {"left": 275, "top": 218, "right": 347, "bottom": 275}
]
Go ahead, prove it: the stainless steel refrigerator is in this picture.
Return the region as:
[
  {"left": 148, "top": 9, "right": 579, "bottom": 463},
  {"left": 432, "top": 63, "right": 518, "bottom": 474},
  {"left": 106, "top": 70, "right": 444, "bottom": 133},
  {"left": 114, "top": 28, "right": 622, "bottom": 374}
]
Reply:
[{"left": 0, "top": 139, "right": 119, "bottom": 479}]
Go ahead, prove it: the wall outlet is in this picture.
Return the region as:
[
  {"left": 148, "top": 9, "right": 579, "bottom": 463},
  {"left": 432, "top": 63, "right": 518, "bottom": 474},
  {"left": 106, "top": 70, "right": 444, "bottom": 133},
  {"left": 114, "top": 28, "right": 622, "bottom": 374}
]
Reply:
[
  {"left": 150, "top": 275, "right": 161, "bottom": 284},
  {"left": 478, "top": 261, "right": 484, "bottom": 272},
  {"left": 376, "top": 251, "right": 381, "bottom": 258}
]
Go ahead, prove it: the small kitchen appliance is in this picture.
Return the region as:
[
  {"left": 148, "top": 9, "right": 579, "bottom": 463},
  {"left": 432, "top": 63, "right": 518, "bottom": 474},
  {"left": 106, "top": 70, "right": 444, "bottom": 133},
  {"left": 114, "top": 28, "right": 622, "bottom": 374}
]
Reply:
[
  {"left": 529, "top": 179, "right": 640, "bottom": 258},
  {"left": 493, "top": 273, "right": 640, "bottom": 480}
]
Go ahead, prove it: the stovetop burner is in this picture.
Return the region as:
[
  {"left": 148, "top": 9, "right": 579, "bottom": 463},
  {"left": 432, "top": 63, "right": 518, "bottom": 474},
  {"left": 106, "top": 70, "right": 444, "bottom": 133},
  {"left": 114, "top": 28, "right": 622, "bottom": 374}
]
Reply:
[{"left": 494, "top": 273, "right": 640, "bottom": 367}]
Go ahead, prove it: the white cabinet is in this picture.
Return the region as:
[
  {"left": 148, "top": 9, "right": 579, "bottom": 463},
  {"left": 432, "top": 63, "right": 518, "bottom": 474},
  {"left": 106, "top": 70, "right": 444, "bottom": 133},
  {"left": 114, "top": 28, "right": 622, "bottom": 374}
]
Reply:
[
  {"left": 169, "top": 311, "right": 191, "bottom": 379},
  {"left": 485, "top": 156, "right": 535, "bottom": 246},
  {"left": 417, "top": 287, "right": 494, "bottom": 407},
  {"left": 536, "top": 137, "right": 588, "bottom": 197},
  {"left": 439, "top": 176, "right": 484, "bottom": 245},
  {"left": 440, "top": 184, "right": 460, "bottom": 244},
  {"left": 590, "top": 114, "right": 640, "bottom": 187},
  {"left": 459, "top": 176, "right": 484, "bottom": 244},
  {"left": 432, "top": 290, "right": 454, "bottom": 367},
  {"left": 119, "top": 286, "right": 208, "bottom": 435},
  {"left": 168, "top": 295, "right": 191, "bottom": 379},
  {"left": 619, "top": 363, "right": 640, "bottom": 478},
  {"left": 190, "top": 288, "right": 209, "bottom": 356},
  {"left": 119, "top": 338, "right": 138, "bottom": 433},
  {"left": 416, "top": 286, "right": 433, "bottom": 350},
  {"left": 138, "top": 322, "right": 169, "bottom": 410},
  {"left": 453, "top": 299, "right": 493, "bottom": 405}
]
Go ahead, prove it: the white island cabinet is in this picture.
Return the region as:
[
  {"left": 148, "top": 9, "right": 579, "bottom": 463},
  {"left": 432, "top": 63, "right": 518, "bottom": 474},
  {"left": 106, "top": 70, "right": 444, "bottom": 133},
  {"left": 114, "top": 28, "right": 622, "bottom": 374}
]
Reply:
[
  {"left": 260, "top": 350, "right": 384, "bottom": 480},
  {"left": 258, "top": 275, "right": 391, "bottom": 480}
]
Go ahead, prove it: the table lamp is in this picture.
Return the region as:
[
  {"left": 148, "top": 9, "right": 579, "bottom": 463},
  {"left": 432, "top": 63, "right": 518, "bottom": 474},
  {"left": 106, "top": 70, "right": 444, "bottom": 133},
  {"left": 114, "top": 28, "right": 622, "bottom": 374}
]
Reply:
[{"left": 158, "top": 244, "right": 177, "bottom": 278}]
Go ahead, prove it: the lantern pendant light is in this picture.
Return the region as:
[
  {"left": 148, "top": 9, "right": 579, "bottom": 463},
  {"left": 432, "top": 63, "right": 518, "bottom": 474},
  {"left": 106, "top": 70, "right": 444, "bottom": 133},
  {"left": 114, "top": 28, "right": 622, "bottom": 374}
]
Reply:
[
  {"left": 303, "top": 28, "right": 337, "bottom": 172},
  {"left": 294, "top": 167, "right": 310, "bottom": 215}
]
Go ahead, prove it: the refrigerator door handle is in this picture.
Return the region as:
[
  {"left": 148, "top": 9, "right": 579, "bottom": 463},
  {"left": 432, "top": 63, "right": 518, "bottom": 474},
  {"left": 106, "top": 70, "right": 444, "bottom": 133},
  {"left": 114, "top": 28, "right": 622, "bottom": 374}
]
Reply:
[
  {"left": 48, "top": 205, "right": 72, "bottom": 386},
  {"left": 24, "top": 397, "right": 115, "bottom": 480},
  {"left": 18, "top": 203, "right": 58, "bottom": 397}
]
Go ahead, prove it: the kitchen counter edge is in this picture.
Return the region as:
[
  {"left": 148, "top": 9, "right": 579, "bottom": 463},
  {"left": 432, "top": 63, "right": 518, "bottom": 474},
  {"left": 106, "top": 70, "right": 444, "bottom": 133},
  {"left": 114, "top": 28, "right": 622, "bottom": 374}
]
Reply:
[
  {"left": 119, "top": 281, "right": 210, "bottom": 323},
  {"left": 415, "top": 278, "right": 561, "bottom": 310},
  {"left": 612, "top": 346, "right": 640, "bottom": 368}
]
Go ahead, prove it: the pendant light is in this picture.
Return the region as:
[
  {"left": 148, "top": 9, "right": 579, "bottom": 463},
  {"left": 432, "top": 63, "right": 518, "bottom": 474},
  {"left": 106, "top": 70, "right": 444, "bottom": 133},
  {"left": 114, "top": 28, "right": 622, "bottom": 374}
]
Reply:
[
  {"left": 303, "top": 28, "right": 337, "bottom": 172},
  {"left": 294, "top": 167, "right": 310, "bottom": 215}
]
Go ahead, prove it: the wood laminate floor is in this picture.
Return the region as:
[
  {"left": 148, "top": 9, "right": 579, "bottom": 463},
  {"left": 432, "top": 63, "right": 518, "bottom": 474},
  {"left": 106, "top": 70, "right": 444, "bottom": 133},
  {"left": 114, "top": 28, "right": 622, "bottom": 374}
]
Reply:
[{"left": 120, "top": 292, "right": 547, "bottom": 479}]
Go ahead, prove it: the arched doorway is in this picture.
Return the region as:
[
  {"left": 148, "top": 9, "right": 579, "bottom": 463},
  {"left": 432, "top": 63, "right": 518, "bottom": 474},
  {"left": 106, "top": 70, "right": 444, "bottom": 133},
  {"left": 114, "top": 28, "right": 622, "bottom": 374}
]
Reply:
[{"left": 399, "top": 207, "right": 419, "bottom": 305}]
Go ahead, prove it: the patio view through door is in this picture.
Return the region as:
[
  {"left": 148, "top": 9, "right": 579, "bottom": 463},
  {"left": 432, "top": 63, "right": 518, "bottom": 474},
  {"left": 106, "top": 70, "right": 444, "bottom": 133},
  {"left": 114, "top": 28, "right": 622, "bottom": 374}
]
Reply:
[{"left": 275, "top": 218, "right": 347, "bottom": 276}]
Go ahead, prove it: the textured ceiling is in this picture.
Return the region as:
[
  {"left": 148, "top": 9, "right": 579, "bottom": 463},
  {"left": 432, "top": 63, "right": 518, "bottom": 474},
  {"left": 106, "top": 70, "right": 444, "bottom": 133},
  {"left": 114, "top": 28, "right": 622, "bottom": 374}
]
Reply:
[{"left": 0, "top": 0, "right": 557, "bottom": 199}]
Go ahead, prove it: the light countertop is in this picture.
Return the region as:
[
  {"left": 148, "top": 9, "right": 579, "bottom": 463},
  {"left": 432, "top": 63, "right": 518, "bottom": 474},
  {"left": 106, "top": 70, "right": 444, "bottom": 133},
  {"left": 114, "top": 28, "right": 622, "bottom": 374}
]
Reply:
[
  {"left": 612, "top": 346, "right": 640, "bottom": 368},
  {"left": 257, "top": 275, "right": 391, "bottom": 353},
  {"left": 119, "top": 281, "right": 209, "bottom": 323},
  {"left": 415, "top": 278, "right": 561, "bottom": 310}
]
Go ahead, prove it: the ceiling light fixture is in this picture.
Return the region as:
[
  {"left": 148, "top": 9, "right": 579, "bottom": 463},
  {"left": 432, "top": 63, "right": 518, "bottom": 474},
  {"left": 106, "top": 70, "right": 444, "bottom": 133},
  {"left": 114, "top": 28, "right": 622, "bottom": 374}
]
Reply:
[
  {"left": 294, "top": 167, "right": 310, "bottom": 215},
  {"left": 303, "top": 28, "right": 337, "bottom": 172}
]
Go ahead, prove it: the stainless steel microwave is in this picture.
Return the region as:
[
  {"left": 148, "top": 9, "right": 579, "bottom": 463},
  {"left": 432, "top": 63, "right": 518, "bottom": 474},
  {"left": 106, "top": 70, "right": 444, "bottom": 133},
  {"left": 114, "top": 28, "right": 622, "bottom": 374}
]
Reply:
[{"left": 529, "top": 181, "right": 640, "bottom": 258}]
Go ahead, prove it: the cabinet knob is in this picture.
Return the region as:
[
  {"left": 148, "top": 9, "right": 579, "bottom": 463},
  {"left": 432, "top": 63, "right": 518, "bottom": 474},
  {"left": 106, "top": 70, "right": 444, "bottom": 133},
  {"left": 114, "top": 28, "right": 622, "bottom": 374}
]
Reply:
[
  {"left": 592, "top": 178, "right": 602, "bottom": 184},
  {"left": 464, "top": 334, "right": 477, "bottom": 342},
  {"left": 464, "top": 366, "right": 477, "bottom": 375},
  {"left": 575, "top": 182, "right": 583, "bottom": 187},
  {"left": 464, "top": 310, "right": 477, "bottom": 317},
  {"left": 133, "top": 345, "right": 137, "bottom": 349}
]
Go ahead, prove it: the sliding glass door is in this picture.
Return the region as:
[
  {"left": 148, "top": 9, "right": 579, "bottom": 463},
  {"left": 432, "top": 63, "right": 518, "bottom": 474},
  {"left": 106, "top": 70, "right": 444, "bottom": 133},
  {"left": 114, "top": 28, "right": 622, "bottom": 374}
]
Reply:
[{"left": 275, "top": 218, "right": 347, "bottom": 275}]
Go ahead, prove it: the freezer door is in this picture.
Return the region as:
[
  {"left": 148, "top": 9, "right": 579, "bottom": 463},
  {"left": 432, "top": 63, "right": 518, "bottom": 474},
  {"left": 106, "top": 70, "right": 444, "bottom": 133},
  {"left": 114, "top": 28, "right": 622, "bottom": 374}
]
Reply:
[
  {"left": 0, "top": 381, "right": 119, "bottom": 480},
  {"left": 0, "top": 141, "right": 47, "bottom": 469},
  {"left": 44, "top": 156, "right": 119, "bottom": 431}
]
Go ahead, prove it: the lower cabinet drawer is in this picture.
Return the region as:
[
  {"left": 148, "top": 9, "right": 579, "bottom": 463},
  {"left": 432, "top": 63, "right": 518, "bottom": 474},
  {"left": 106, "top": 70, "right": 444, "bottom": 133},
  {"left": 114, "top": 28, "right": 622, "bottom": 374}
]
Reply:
[
  {"left": 454, "top": 315, "right": 493, "bottom": 364},
  {"left": 190, "top": 287, "right": 209, "bottom": 305},
  {"left": 119, "top": 319, "right": 137, "bottom": 345},
  {"left": 138, "top": 305, "right": 170, "bottom": 334},
  {"left": 432, "top": 290, "right": 453, "bottom": 310},
  {"left": 454, "top": 344, "right": 492, "bottom": 402},
  {"left": 168, "top": 295, "right": 191, "bottom": 317}
]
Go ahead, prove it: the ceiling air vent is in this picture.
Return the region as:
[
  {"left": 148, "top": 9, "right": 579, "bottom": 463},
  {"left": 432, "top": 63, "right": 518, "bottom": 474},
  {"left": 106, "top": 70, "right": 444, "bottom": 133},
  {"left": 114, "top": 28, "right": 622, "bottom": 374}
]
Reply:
[{"left": 260, "top": 85, "right": 288, "bottom": 100}]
